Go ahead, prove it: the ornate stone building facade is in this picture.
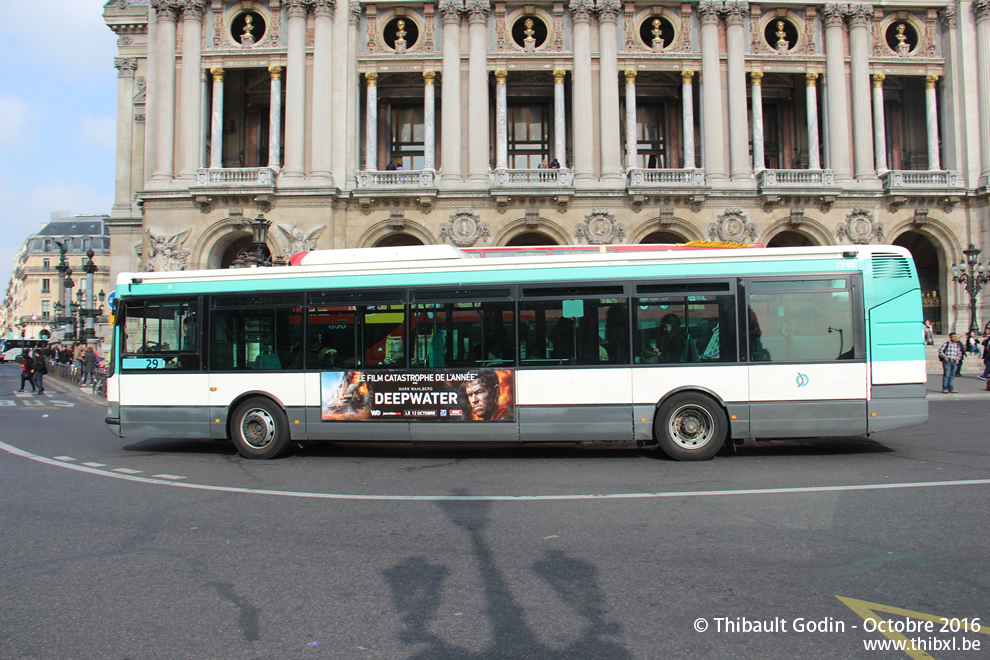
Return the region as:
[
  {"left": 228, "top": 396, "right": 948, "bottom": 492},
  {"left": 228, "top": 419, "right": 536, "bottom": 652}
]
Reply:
[
  {"left": 1, "top": 216, "right": 112, "bottom": 341},
  {"left": 104, "top": 0, "right": 990, "bottom": 331}
]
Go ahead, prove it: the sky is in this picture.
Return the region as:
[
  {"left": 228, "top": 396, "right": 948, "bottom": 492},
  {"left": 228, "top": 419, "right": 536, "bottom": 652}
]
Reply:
[{"left": 1, "top": 0, "right": 118, "bottom": 293}]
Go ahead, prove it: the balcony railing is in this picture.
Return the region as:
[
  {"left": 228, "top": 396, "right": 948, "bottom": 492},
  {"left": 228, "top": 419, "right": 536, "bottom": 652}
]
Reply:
[
  {"left": 627, "top": 168, "right": 705, "bottom": 188},
  {"left": 758, "top": 168, "right": 835, "bottom": 188},
  {"left": 491, "top": 168, "right": 574, "bottom": 187},
  {"left": 356, "top": 169, "right": 436, "bottom": 189},
  {"left": 881, "top": 169, "right": 960, "bottom": 190},
  {"left": 195, "top": 167, "right": 277, "bottom": 187}
]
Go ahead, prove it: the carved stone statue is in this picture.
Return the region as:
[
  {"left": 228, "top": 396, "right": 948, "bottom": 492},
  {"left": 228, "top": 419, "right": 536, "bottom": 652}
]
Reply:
[
  {"left": 276, "top": 223, "right": 327, "bottom": 256},
  {"left": 145, "top": 228, "right": 191, "bottom": 272}
]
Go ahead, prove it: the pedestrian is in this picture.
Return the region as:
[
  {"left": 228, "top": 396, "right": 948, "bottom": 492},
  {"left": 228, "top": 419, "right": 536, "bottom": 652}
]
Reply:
[
  {"left": 980, "top": 331, "right": 990, "bottom": 381},
  {"left": 32, "top": 349, "right": 47, "bottom": 394},
  {"left": 18, "top": 351, "right": 36, "bottom": 393},
  {"left": 81, "top": 346, "right": 97, "bottom": 386},
  {"left": 938, "top": 332, "right": 964, "bottom": 393},
  {"left": 923, "top": 320, "right": 935, "bottom": 346},
  {"left": 73, "top": 342, "right": 85, "bottom": 376}
]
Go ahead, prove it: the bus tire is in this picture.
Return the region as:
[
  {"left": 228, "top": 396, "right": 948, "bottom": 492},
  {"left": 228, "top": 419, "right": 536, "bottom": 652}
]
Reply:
[
  {"left": 654, "top": 392, "right": 727, "bottom": 461},
  {"left": 230, "top": 397, "right": 290, "bottom": 460}
]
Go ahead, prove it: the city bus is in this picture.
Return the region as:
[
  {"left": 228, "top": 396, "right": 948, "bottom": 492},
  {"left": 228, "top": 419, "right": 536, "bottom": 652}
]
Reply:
[
  {"left": 104, "top": 243, "right": 927, "bottom": 460},
  {"left": 0, "top": 337, "right": 49, "bottom": 363}
]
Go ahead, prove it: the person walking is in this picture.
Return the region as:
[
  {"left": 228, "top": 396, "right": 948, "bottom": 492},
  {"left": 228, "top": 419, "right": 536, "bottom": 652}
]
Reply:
[
  {"left": 980, "top": 331, "right": 990, "bottom": 381},
  {"left": 18, "top": 351, "right": 36, "bottom": 392},
  {"left": 81, "top": 346, "right": 97, "bottom": 386},
  {"left": 938, "top": 332, "right": 964, "bottom": 393},
  {"left": 32, "top": 349, "right": 47, "bottom": 394},
  {"left": 923, "top": 320, "right": 935, "bottom": 346}
]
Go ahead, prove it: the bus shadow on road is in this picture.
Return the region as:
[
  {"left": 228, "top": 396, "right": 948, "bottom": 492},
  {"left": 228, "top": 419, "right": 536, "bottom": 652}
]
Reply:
[
  {"left": 118, "top": 436, "right": 893, "bottom": 460},
  {"left": 724, "top": 436, "right": 894, "bottom": 458},
  {"left": 121, "top": 438, "right": 239, "bottom": 456}
]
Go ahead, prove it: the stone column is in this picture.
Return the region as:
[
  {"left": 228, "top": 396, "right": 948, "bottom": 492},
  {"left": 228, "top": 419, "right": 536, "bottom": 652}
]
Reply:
[
  {"left": 282, "top": 0, "right": 309, "bottom": 180},
  {"left": 598, "top": 0, "right": 623, "bottom": 181},
  {"left": 439, "top": 0, "right": 463, "bottom": 183},
  {"left": 750, "top": 71, "right": 764, "bottom": 172},
  {"left": 494, "top": 70, "right": 508, "bottom": 169},
  {"left": 698, "top": 1, "right": 726, "bottom": 182},
  {"left": 144, "top": 2, "right": 157, "bottom": 184},
  {"left": 570, "top": 0, "right": 595, "bottom": 182},
  {"left": 150, "top": 3, "right": 178, "bottom": 185},
  {"left": 975, "top": 0, "right": 990, "bottom": 183},
  {"left": 177, "top": 1, "right": 205, "bottom": 182},
  {"left": 624, "top": 70, "right": 637, "bottom": 169},
  {"left": 210, "top": 68, "right": 224, "bottom": 168},
  {"left": 311, "top": 0, "right": 336, "bottom": 182},
  {"left": 938, "top": 6, "right": 962, "bottom": 172},
  {"left": 424, "top": 71, "right": 437, "bottom": 170},
  {"left": 681, "top": 70, "right": 695, "bottom": 169},
  {"left": 872, "top": 73, "right": 887, "bottom": 174},
  {"left": 725, "top": 2, "right": 752, "bottom": 181},
  {"left": 822, "top": 4, "right": 852, "bottom": 182},
  {"left": 466, "top": 0, "right": 491, "bottom": 182},
  {"left": 346, "top": 1, "right": 361, "bottom": 187},
  {"left": 847, "top": 4, "right": 875, "bottom": 180},
  {"left": 365, "top": 72, "right": 378, "bottom": 169},
  {"left": 269, "top": 66, "right": 283, "bottom": 169},
  {"left": 200, "top": 71, "right": 210, "bottom": 168},
  {"left": 553, "top": 70, "right": 567, "bottom": 168},
  {"left": 112, "top": 58, "right": 137, "bottom": 216},
  {"left": 926, "top": 75, "right": 941, "bottom": 170},
  {"left": 806, "top": 73, "right": 821, "bottom": 169}
]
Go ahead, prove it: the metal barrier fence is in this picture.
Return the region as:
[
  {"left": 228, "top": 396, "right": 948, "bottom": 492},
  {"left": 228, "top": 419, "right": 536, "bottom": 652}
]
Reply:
[{"left": 48, "top": 361, "right": 107, "bottom": 398}]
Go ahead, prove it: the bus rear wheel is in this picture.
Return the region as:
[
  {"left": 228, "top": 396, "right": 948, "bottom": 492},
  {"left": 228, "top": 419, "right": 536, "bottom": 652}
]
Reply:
[
  {"left": 654, "top": 393, "right": 727, "bottom": 461},
  {"left": 231, "top": 397, "right": 290, "bottom": 459}
]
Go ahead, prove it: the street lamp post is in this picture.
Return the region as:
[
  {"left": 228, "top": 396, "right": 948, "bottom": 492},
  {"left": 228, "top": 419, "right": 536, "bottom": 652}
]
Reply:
[
  {"left": 230, "top": 213, "right": 273, "bottom": 268},
  {"left": 81, "top": 245, "right": 98, "bottom": 341},
  {"left": 950, "top": 244, "right": 990, "bottom": 335}
]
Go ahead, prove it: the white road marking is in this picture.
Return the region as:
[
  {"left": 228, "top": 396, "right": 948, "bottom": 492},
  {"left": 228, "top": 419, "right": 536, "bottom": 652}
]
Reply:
[
  {"left": 82, "top": 462, "right": 106, "bottom": 467},
  {"left": 54, "top": 456, "right": 77, "bottom": 461},
  {"left": 1, "top": 439, "right": 989, "bottom": 502},
  {"left": 111, "top": 468, "right": 142, "bottom": 474},
  {"left": 152, "top": 474, "right": 186, "bottom": 480}
]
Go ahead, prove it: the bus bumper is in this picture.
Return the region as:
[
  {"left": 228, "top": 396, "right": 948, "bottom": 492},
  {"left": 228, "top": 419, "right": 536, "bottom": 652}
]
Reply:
[
  {"left": 105, "top": 401, "right": 121, "bottom": 437},
  {"left": 868, "top": 384, "right": 928, "bottom": 433}
]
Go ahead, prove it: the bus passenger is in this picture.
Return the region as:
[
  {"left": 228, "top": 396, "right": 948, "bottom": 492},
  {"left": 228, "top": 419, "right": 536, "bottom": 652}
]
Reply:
[{"left": 657, "top": 313, "right": 685, "bottom": 363}]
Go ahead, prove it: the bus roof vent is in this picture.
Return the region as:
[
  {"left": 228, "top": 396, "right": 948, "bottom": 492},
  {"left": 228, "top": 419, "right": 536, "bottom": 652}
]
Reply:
[{"left": 872, "top": 253, "right": 913, "bottom": 279}]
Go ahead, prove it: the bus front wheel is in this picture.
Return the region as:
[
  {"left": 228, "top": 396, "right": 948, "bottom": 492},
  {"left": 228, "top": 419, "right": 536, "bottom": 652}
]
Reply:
[
  {"left": 231, "top": 397, "right": 290, "bottom": 459},
  {"left": 654, "top": 393, "right": 727, "bottom": 461}
]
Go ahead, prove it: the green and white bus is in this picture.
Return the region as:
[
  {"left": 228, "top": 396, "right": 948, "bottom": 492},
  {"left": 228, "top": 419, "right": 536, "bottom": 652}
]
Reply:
[{"left": 104, "top": 243, "right": 927, "bottom": 460}]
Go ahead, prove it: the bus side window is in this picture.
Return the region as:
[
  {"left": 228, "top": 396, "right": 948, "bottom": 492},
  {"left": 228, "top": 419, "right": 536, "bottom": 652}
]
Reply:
[{"left": 748, "top": 279, "right": 855, "bottom": 362}]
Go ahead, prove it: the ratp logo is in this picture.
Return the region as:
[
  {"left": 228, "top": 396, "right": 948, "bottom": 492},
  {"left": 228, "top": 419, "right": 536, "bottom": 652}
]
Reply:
[{"left": 796, "top": 373, "right": 809, "bottom": 388}]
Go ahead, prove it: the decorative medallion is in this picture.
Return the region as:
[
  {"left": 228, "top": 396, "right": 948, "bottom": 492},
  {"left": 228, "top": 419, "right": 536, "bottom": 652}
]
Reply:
[
  {"left": 836, "top": 209, "right": 883, "bottom": 245},
  {"left": 576, "top": 209, "right": 625, "bottom": 245},
  {"left": 439, "top": 209, "right": 489, "bottom": 247},
  {"left": 708, "top": 208, "right": 757, "bottom": 242}
]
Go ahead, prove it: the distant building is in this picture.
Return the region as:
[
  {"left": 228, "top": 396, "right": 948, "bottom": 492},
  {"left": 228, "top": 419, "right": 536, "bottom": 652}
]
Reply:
[
  {"left": 103, "top": 0, "right": 990, "bottom": 333},
  {"left": 1, "top": 215, "right": 111, "bottom": 343}
]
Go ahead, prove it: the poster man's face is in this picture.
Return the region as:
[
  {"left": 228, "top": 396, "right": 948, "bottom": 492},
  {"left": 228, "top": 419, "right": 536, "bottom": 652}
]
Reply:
[{"left": 465, "top": 380, "right": 497, "bottom": 419}]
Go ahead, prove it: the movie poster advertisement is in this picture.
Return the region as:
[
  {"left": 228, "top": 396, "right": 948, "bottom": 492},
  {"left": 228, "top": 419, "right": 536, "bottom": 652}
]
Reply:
[{"left": 320, "top": 369, "right": 515, "bottom": 422}]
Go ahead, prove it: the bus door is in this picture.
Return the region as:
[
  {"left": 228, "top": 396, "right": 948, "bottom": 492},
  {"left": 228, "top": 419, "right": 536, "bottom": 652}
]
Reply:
[
  {"left": 745, "top": 277, "right": 867, "bottom": 438},
  {"left": 118, "top": 299, "right": 210, "bottom": 438}
]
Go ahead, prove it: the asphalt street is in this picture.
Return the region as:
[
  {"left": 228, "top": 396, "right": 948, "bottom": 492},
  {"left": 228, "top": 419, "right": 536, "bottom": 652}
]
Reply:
[{"left": 1, "top": 362, "right": 988, "bottom": 659}]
